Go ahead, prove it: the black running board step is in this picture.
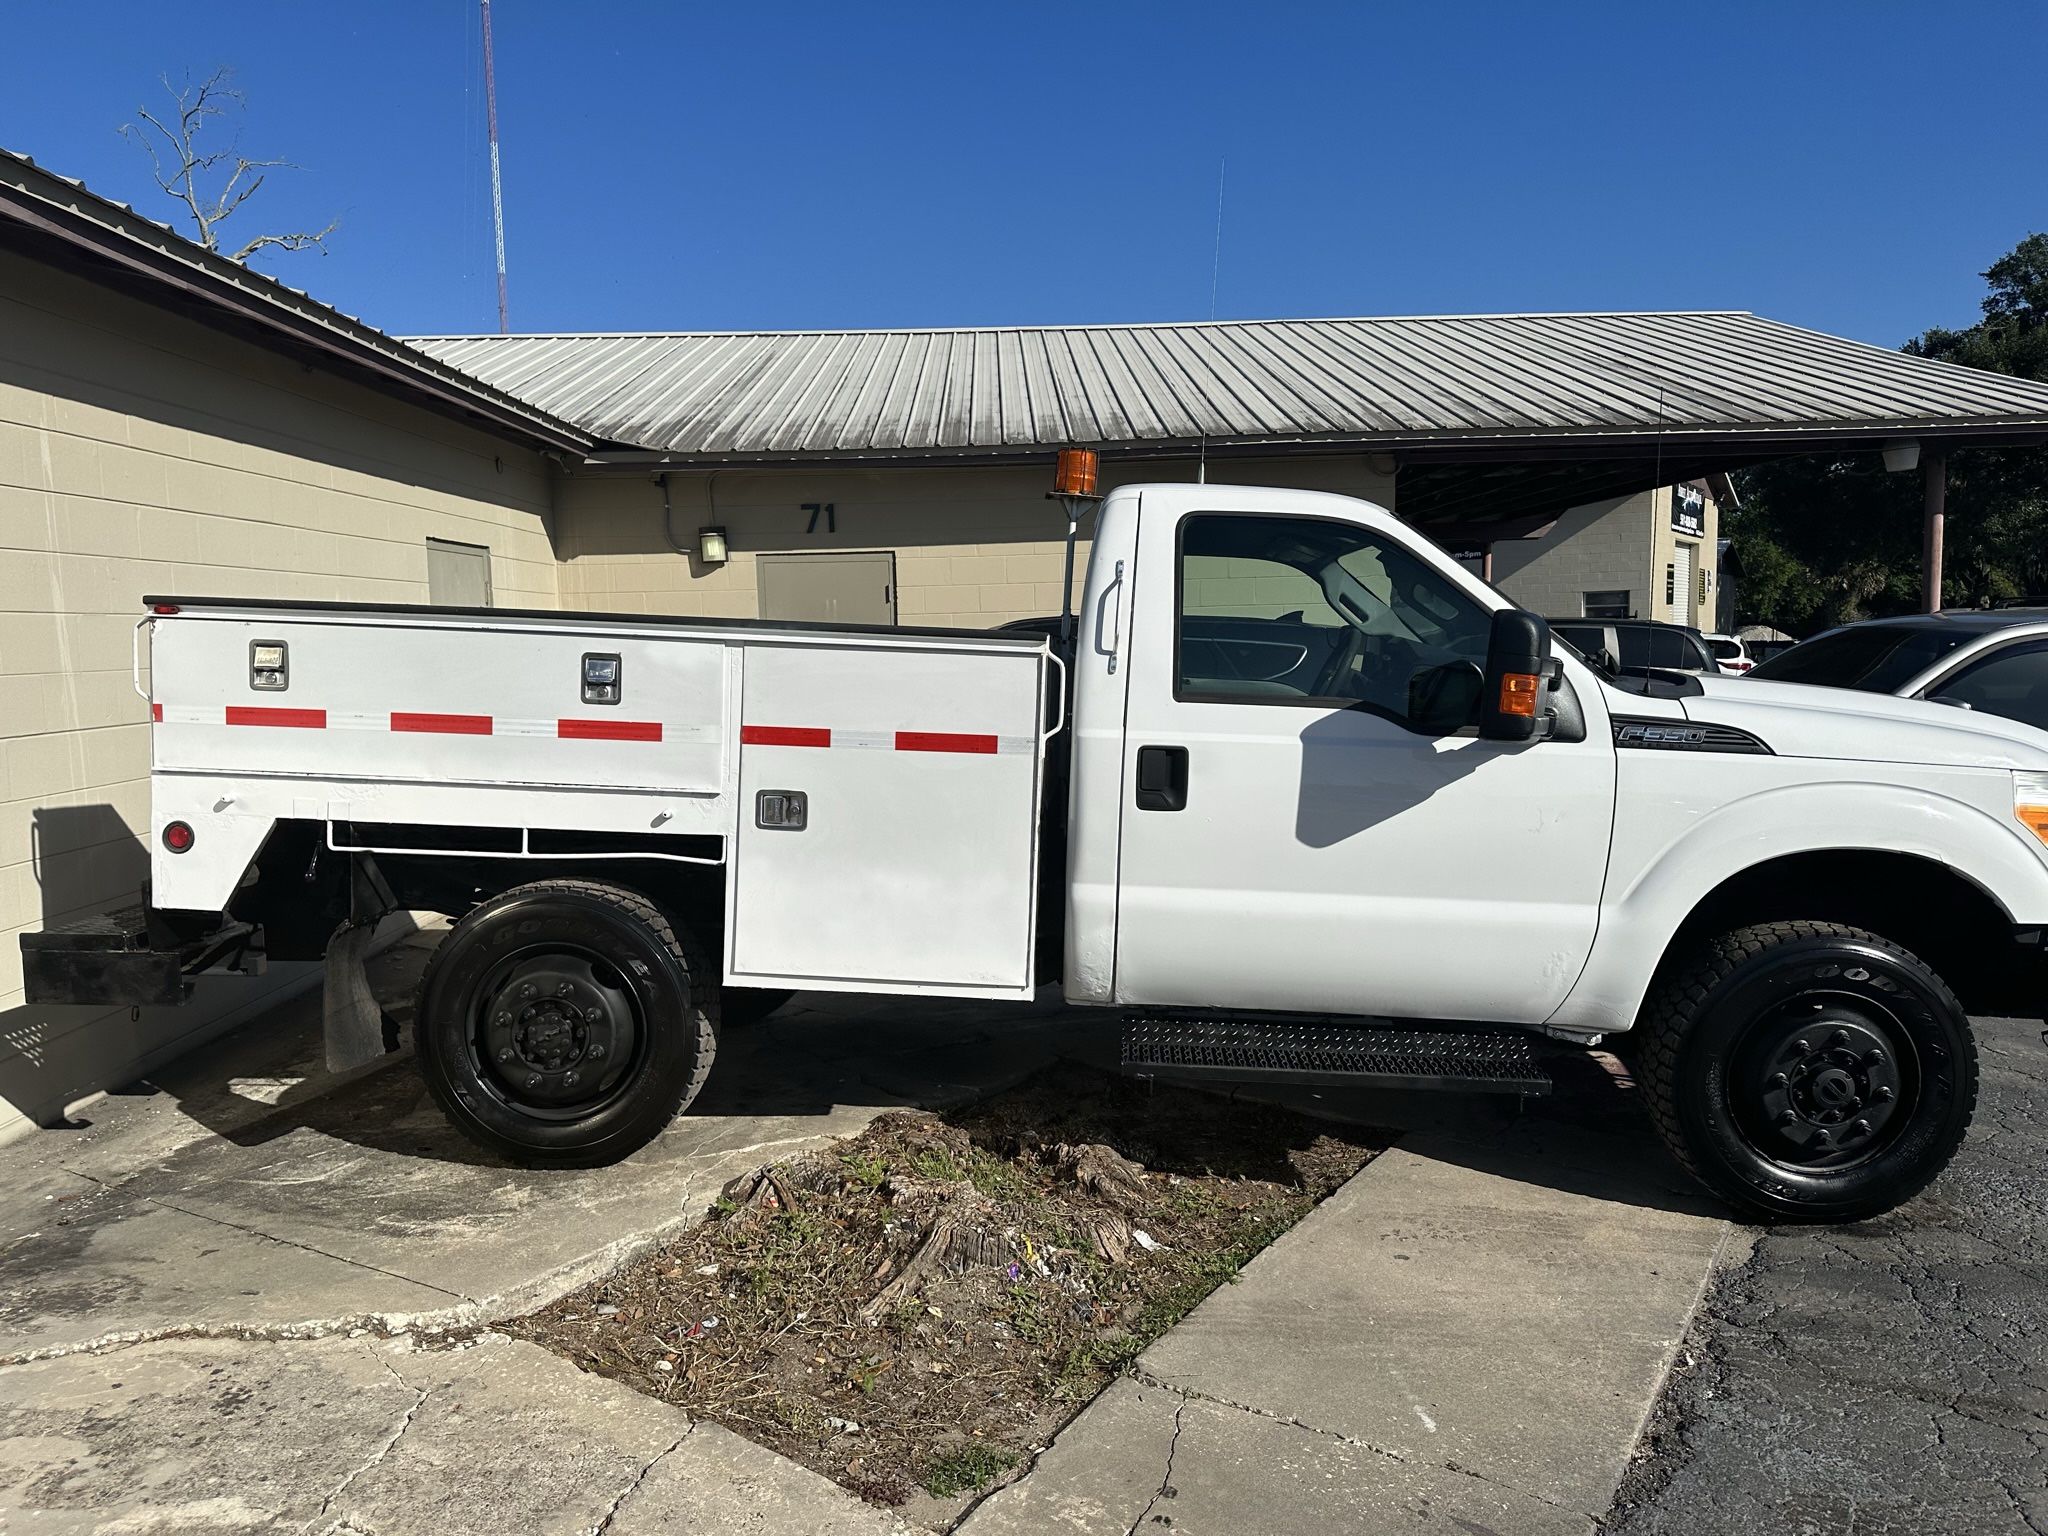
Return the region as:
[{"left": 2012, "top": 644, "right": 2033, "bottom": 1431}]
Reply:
[{"left": 1121, "top": 1014, "right": 1552, "bottom": 1096}]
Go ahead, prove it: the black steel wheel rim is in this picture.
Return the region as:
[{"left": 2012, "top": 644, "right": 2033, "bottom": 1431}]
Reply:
[
  {"left": 466, "top": 946, "right": 644, "bottom": 1122},
  {"left": 1730, "top": 988, "right": 1919, "bottom": 1172}
]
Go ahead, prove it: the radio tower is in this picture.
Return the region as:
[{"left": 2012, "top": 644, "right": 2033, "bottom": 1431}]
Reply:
[{"left": 481, "top": 0, "right": 510, "bottom": 333}]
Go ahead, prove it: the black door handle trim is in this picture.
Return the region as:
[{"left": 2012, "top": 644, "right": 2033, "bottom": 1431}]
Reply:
[{"left": 1135, "top": 744, "right": 1188, "bottom": 811}]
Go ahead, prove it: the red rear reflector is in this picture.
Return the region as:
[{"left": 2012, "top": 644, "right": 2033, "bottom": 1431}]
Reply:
[
  {"left": 150, "top": 703, "right": 163, "bottom": 722},
  {"left": 390, "top": 711, "right": 493, "bottom": 736},
  {"left": 1498, "top": 673, "right": 1540, "bottom": 717},
  {"left": 558, "top": 718, "right": 663, "bottom": 742},
  {"left": 741, "top": 725, "right": 831, "bottom": 748},
  {"left": 896, "top": 731, "right": 999, "bottom": 754},
  {"left": 162, "top": 820, "right": 195, "bottom": 853},
  {"left": 225, "top": 705, "right": 327, "bottom": 728},
  {"left": 150, "top": 603, "right": 180, "bottom": 615}
]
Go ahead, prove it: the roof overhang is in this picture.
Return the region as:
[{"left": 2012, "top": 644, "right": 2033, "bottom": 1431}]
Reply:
[
  {"left": 574, "top": 418, "right": 2048, "bottom": 527},
  {"left": 0, "top": 151, "right": 592, "bottom": 456}
]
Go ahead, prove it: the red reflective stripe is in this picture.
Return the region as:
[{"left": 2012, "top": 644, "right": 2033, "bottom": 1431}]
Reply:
[
  {"left": 150, "top": 702, "right": 163, "bottom": 722},
  {"left": 896, "top": 731, "right": 999, "bottom": 754},
  {"left": 391, "top": 711, "right": 493, "bottom": 736},
  {"left": 558, "top": 718, "right": 663, "bottom": 742},
  {"left": 225, "top": 705, "right": 327, "bottom": 729},
  {"left": 741, "top": 725, "right": 831, "bottom": 748}
]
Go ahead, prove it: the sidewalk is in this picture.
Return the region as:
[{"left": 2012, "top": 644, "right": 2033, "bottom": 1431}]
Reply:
[{"left": 963, "top": 1063, "right": 1734, "bottom": 1536}]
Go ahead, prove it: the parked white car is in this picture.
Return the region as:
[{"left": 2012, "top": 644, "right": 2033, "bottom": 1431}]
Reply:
[
  {"left": 1750, "top": 610, "right": 2048, "bottom": 733},
  {"left": 1703, "top": 632, "right": 1754, "bottom": 674}
]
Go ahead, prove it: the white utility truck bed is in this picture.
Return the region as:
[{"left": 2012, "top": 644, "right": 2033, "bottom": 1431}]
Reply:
[{"left": 145, "top": 598, "right": 1057, "bottom": 999}]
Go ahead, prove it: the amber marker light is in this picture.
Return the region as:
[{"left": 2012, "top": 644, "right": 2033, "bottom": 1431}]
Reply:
[
  {"left": 1498, "top": 672, "right": 1540, "bottom": 717},
  {"left": 2016, "top": 773, "right": 2048, "bottom": 845}
]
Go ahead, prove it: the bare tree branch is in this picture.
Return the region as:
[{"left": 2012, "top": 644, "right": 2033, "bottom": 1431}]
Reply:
[
  {"left": 120, "top": 67, "right": 337, "bottom": 261},
  {"left": 230, "top": 220, "right": 339, "bottom": 263}
]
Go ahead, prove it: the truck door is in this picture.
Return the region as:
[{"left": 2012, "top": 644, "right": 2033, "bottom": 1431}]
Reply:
[{"left": 1112, "top": 498, "right": 1616, "bottom": 1026}]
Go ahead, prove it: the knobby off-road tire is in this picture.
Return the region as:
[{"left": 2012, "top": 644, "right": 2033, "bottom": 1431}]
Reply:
[
  {"left": 1635, "top": 921, "right": 1977, "bottom": 1223},
  {"left": 414, "top": 879, "right": 717, "bottom": 1166}
]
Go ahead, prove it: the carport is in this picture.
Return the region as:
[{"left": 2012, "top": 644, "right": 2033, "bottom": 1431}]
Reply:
[{"left": 414, "top": 312, "right": 2048, "bottom": 612}]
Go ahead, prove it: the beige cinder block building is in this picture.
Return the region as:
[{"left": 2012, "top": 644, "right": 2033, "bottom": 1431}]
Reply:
[
  {"left": 0, "top": 153, "right": 588, "bottom": 1139},
  {"left": 8, "top": 146, "right": 2048, "bottom": 1140}
]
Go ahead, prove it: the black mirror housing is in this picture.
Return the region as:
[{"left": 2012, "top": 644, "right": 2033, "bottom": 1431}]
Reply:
[
  {"left": 1408, "top": 660, "right": 1484, "bottom": 735},
  {"left": 1480, "top": 610, "right": 1552, "bottom": 742}
]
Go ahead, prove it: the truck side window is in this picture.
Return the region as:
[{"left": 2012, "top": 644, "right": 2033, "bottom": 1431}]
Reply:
[{"left": 1176, "top": 513, "right": 1491, "bottom": 729}]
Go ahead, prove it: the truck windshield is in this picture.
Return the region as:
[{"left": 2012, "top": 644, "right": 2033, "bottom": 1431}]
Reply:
[{"left": 1749, "top": 625, "right": 1972, "bottom": 692}]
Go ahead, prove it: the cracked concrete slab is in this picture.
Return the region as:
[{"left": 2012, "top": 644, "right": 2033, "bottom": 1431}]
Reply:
[
  {"left": 0, "top": 1177, "right": 460, "bottom": 1361},
  {"left": 609, "top": 1421, "right": 910, "bottom": 1535},
  {"left": 0, "top": 1330, "right": 905, "bottom": 1535},
  {"left": 1136, "top": 1129, "right": 1731, "bottom": 1518},
  {"left": 962, "top": 1377, "right": 1588, "bottom": 1536}
]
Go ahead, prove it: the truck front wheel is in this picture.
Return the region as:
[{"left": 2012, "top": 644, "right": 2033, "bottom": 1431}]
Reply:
[
  {"left": 413, "top": 879, "right": 716, "bottom": 1165},
  {"left": 1636, "top": 921, "right": 1977, "bottom": 1222}
]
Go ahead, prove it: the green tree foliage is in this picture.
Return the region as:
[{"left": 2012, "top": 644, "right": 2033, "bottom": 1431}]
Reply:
[{"left": 1728, "top": 234, "right": 2048, "bottom": 633}]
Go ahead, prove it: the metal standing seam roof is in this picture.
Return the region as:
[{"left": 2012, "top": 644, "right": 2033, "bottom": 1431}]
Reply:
[{"left": 403, "top": 313, "right": 2048, "bottom": 463}]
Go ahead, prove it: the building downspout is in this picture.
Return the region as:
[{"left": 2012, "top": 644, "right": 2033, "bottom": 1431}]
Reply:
[{"left": 659, "top": 471, "right": 717, "bottom": 559}]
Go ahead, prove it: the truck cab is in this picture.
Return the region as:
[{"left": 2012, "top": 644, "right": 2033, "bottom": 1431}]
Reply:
[{"left": 1066, "top": 483, "right": 1613, "bottom": 1026}]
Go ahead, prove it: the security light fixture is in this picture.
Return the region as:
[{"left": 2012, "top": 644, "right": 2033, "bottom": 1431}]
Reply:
[
  {"left": 698, "top": 526, "right": 729, "bottom": 564},
  {"left": 1882, "top": 440, "right": 1921, "bottom": 473}
]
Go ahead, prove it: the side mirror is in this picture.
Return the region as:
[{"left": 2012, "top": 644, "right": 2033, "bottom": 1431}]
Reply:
[
  {"left": 1408, "top": 660, "right": 1484, "bottom": 735},
  {"left": 1480, "top": 610, "right": 1552, "bottom": 742}
]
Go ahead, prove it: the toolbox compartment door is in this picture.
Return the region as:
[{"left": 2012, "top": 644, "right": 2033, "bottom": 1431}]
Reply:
[{"left": 727, "top": 642, "right": 1045, "bottom": 998}]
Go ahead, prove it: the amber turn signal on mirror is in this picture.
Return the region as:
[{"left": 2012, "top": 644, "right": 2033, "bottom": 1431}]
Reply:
[{"left": 1497, "top": 672, "right": 1540, "bottom": 717}]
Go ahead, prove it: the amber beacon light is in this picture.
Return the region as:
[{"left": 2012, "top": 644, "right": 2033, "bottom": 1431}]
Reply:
[{"left": 1053, "top": 448, "right": 1100, "bottom": 498}]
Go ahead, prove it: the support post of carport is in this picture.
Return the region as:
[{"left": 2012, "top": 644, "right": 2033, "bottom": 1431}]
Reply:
[{"left": 1922, "top": 451, "right": 1947, "bottom": 613}]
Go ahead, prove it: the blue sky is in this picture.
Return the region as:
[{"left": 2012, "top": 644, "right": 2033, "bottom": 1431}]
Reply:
[{"left": 5, "top": 1, "right": 2043, "bottom": 345}]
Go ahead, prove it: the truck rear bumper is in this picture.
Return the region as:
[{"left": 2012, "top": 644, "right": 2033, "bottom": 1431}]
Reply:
[{"left": 19, "top": 906, "right": 260, "bottom": 1008}]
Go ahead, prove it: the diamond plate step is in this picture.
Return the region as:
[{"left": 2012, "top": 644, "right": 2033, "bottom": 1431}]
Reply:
[{"left": 1121, "top": 1014, "right": 1552, "bottom": 1096}]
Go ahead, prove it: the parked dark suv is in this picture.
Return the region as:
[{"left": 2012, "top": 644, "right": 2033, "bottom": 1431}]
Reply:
[{"left": 1547, "top": 618, "right": 1719, "bottom": 677}]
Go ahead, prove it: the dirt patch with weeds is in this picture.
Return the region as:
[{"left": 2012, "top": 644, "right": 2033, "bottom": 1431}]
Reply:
[{"left": 508, "top": 1064, "right": 1382, "bottom": 1522}]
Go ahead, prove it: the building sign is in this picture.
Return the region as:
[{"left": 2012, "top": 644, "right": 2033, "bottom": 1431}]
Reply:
[{"left": 1672, "top": 483, "right": 1707, "bottom": 540}]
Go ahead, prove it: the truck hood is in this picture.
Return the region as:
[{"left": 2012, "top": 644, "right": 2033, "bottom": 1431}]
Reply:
[{"left": 1681, "top": 675, "right": 2048, "bottom": 771}]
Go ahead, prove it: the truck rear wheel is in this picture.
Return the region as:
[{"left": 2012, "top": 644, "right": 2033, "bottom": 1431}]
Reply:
[
  {"left": 1636, "top": 921, "right": 1976, "bottom": 1222},
  {"left": 414, "top": 879, "right": 716, "bottom": 1165}
]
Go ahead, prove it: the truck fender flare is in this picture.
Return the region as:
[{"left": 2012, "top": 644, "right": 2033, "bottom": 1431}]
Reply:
[{"left": 1550, "top": 779, "right": 2040, "bottom": 1036}]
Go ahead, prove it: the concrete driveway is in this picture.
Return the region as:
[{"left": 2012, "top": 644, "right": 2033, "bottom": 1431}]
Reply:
[{"left": 0, "top": 927, "right": 1100, "bottom": 1360}]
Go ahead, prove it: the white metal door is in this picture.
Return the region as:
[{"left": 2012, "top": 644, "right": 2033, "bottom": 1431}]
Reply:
[
  {"left": 1110, "top": 497, "right": 1617, "bottom": 1025},
  {"left": 1670, "top": 544, "right": 1694, "bottom": 627}
]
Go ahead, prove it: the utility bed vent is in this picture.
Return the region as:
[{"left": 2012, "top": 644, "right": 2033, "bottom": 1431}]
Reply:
[{"left": 1121, "top": 1014, "right": 1552, "bottom": 1095}]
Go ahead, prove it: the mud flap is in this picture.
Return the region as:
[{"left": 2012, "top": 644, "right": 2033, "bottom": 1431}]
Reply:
[{"left": 322, "top": 920, "right": 390, "bottom": 1072}]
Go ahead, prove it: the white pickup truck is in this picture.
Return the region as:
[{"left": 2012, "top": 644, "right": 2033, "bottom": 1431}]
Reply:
[{"left": 24, "top": 480, "right": 2048, "bottom": 1222}]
